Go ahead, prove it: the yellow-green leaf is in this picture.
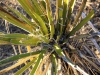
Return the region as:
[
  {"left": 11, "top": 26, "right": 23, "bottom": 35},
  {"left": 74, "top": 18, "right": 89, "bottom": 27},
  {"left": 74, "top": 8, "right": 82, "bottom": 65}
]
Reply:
[
  {"left": 66, "top": 10, "right": 94, "bottom": 39},
  {"left": 0, "top": 7, "right": 34, "bottom": 34}
]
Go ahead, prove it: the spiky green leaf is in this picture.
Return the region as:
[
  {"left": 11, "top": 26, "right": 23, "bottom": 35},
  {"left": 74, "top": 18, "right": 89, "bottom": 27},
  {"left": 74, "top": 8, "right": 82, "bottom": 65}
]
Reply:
[
  {"left": 30, "top": 49, "right": 46, "bottom": 75},
  {"left": 0, "top": 7, "right": 34, "bottom": 34},
  {"left": 66, "top": 10, "right": 94, "bottom": 39},
  {"left": 18, "top": 0, "right": 49, "bottom": 36},
  {"left": 14, "top": 58, "right": 37, "bottom": 75},
  {"left": 0, "top": 51, "right": 41, "bottom": 66}
]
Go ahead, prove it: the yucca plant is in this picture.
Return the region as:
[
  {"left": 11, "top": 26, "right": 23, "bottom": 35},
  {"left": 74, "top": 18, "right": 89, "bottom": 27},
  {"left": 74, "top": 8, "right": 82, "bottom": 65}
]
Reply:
[{"left": 0, "top": 0, "right": 95, "bottom": 75}]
